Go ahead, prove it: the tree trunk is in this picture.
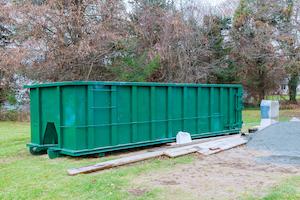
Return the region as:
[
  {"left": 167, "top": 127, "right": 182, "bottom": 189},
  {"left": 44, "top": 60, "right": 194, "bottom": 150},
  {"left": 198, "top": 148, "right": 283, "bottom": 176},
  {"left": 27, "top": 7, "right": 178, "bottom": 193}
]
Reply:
[
  {"left": 258, "top": 89, "right": 265, "bottom": 106},
  {"left": 288, "top": 73, "right": 298, "bottom": 103},
  {"left": 257, "top": 69, "right": 266, "bottom": 104}
]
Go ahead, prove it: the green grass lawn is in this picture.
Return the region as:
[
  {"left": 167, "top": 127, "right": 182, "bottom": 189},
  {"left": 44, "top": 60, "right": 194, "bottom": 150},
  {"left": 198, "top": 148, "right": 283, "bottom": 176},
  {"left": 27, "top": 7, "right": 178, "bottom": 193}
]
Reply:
[
  {"left": 242, "top": 107, "right": 300, "bottom": 131},
  {"left": 261, "top": 176, "right": 300, "bottom": 200},
  {"left": 243, "top": 108, "right": 300, "bottom": 124},
  {"left": 1, "top": 109, "right": 300, "bottom": 199},
  {"left": 245, "top": 176, "right": 300, "bottom": 200},
  {"left": 0, "top": 121, "right": 195, "bottom": 200}
]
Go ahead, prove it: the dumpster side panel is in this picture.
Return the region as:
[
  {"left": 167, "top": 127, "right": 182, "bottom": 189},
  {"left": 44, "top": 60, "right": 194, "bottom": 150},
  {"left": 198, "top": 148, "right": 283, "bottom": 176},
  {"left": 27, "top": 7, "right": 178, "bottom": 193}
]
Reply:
[
  {"left": 171, "top": 87, "right": 183, "bottom": 136},
  {"left": 185, "top": 87, "right": 197, "bottom": 134},
  {"left": 116, "top": 86, "right": 132, "bottom": 144},
  {"left": 236, "top": 87, "right": 243, "bottom": 128},
  {"left": 61, "top": 85, "right": 89, "bottom": 151},
  {"left": 28, "top": 87, "right": 61, "bottom": 151},
  {"left": 229, "top": 88, "right": 234, "bottom": 128},
  {"left": 198, "top": 87, "right": 209, "bottom": 133},
  {"left": 40, "top": 87, "right": 59, "bottom": 145},
  {"left": 61, "top": 86, "right": 78, "bottom": 150},
  {"left": 221, "top": 88, "right": 229, "bottom": 130},
  {"left": 136, "top": 86, "right": 151, "bottom": 142},
  {"left": 212, "top": 87, "right": 221, "bottom": 132},
  {"left": 29, "top": 88, "right": 40, "bottom": 145},
  {"left": 93, "top": 85, "right": 111, "bottom": 147},
  {"left": 154, "top": 86, "right": 168, "bottom": 140},
  {"left": 26, "top": 82, "right": 243, "bottom": 157},
  {"left": 74, "top": 86, "right": 88, "bottom": 150}
]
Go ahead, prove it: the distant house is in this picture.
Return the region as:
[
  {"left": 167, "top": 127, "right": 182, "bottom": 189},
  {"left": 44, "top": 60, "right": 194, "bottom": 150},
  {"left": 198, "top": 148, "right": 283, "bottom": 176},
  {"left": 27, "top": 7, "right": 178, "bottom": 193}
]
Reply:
[{"left": 279, "top": 77, "right": 300, "bottom": 95}]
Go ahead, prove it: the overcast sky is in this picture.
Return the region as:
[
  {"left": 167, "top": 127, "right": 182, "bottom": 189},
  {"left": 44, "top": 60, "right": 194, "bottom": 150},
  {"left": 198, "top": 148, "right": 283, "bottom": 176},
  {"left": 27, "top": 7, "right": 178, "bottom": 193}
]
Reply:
[
  {"left": 200, "top": 0, "right": 228, "bottom": 6},
  {"left": 124, "top": 0, "right": 229, "bottom": 7},
  {"left": 124, "top": 0, "right": 237, "bottom": 17}
]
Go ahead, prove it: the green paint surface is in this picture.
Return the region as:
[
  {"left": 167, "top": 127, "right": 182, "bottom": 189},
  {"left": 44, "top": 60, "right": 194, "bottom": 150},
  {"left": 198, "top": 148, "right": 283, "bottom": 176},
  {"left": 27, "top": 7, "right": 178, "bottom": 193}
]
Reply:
[{"left": 25, "top": 81, "right": 243, "bottom": 157}]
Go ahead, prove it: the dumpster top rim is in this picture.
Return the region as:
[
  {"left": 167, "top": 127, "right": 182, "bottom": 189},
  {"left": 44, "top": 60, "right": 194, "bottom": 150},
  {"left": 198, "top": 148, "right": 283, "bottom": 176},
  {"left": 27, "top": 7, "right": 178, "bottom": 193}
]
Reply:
[{"left": 24, "top": 81, "right": 243, "bottom": 89}]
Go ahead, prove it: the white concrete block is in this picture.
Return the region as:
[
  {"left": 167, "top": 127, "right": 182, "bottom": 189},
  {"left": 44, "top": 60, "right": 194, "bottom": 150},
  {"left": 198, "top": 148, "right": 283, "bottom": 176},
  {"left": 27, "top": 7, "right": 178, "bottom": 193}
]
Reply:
[{"left": 176, "top": 131, "right": 192, "bottom": 144}]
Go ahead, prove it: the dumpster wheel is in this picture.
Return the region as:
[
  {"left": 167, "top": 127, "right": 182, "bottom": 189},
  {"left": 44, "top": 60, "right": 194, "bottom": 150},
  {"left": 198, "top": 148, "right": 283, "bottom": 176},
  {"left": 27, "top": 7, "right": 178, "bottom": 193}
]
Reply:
[
  {"left": 47, "top": 149, "right": 61, "bottom": 159},
  {"left": 29, "top": 147, "right": 44, "bottom": 155}
]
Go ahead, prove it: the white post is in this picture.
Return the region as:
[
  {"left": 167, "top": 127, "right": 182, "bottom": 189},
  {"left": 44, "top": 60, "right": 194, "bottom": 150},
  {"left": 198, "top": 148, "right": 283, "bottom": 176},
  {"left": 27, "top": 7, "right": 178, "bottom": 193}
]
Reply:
[{"left": 260, "top": 100, "right": 279, "bottom": 130}]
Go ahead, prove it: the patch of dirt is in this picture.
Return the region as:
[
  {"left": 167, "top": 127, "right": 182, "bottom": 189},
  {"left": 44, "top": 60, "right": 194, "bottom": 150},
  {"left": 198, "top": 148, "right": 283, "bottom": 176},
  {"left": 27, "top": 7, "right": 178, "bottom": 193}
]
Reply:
[
  {"left": 128, "top": 188, "right": 148, "bottom": 196},
  {"left": 132, "top": 147, "right": 300, "bottom": 200},
  {"left": 159, "top": 180, "right": 180, "bottom": 185}
]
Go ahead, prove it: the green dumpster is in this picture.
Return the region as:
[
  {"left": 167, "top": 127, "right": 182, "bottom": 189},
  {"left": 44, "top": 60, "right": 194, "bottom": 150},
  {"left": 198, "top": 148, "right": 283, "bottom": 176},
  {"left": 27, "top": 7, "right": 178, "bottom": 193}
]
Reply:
[{"left": 25, "top": 81, "right": 243, "bottom": 158}]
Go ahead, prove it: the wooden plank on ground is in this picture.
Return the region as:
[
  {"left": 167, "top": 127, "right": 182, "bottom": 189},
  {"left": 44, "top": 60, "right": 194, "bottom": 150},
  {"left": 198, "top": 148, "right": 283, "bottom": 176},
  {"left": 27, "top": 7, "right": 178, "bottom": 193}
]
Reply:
[
  {"left": 67, "top": 135, "right": 247, "bottom": 175},
  {"left": 164, "top": 147, "right": 199, "bottom": 158},
  {"left": 164, "top": 135, "right": 246, "bottom": 156},
  {"left": 67, "top": 151, "right": 164, "bottom": 176},
  {"left": 196, "top": 136, "right": 247, "bottom": 155}
]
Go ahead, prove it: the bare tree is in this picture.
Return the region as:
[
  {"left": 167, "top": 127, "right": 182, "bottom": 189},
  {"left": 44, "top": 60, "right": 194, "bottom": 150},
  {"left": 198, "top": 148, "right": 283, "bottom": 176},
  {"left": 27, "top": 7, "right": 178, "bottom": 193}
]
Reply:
[
  {"left": 7, "top": 0, "right": 128, "bottom": 81},
  {"left": 1, "top": 0, "right": 296, "bottom": 106},
  {"left": 231, "top": 0, "right": 287, "bottom": 103}
]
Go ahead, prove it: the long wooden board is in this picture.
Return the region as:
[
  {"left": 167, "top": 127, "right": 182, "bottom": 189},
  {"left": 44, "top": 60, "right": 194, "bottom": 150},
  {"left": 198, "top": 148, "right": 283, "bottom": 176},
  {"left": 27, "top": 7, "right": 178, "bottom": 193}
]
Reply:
[
  {"left": 68, "top": 151, "right": 164, "bottom": 176},
  {"left": 196, "top": 136, "right": 247, "bottom": 155},
  {"left": 164, "top": 148, "right": 199, "bottom": 158},
  {"left": 68, "top": 135, "right": 247, "bottom": 175}
]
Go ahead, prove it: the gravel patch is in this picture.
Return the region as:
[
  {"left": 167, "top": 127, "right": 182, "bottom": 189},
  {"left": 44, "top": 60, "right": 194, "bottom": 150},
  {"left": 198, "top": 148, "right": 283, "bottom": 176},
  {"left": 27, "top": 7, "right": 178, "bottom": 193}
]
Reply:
[{"left": 247, "top": 122, "right": 300, "bottom": 165}]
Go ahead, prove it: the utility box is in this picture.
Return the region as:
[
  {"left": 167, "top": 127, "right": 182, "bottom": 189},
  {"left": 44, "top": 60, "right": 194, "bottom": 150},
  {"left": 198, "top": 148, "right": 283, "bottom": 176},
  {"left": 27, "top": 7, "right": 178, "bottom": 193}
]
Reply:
[
  {"left": 260, "top": 100, "right": 279, "bottom": 129},
  {"left": 25, "top": 81, "right": 243, "bottom": 158}
]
